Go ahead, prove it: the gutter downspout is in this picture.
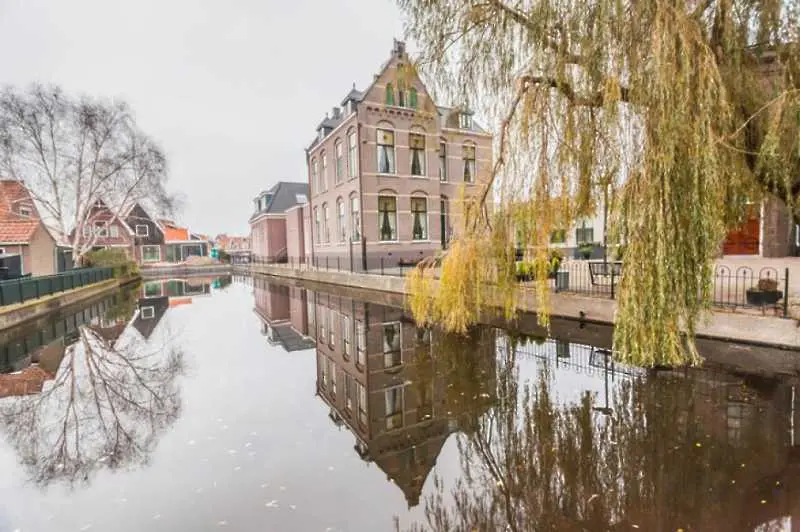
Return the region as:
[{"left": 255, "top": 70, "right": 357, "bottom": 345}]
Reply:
[
  {"left": 356, "top": 118, "right": 366, "bottom": 271},
  {"left": 305, "top": 146, "right": 315, "bottom": 267}
]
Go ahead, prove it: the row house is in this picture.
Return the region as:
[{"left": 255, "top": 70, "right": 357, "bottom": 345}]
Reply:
[
  {"left": 249, "top": 181, "right": 310, "bottom": 262},
  {"left": 305, "top": 40, "right": 493, "bottom": 269}
]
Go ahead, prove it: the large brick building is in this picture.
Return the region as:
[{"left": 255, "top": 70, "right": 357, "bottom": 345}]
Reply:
[{"left": 304, "top": 40, "right": 493, "bottom": 270}]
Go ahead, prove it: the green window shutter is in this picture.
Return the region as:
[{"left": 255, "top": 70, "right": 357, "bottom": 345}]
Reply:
[
  {"left": 385, "top": 83, "right": 394, "bottom": 106},
  {"left": 409, "top": 88, "right": 418, "bottom": 108}
]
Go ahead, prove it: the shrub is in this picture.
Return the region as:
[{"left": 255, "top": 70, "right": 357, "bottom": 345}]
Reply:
[{"left": 83, "top": 249, "right": 138, "bottom": 278}]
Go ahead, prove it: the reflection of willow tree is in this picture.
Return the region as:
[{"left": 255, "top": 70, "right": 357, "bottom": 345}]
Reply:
[
  {"left": 411, "top": 337, "right": 790, "bottom": 531},
  {"left": 0, "top": 324, "right": 183, "bottom": 486}
]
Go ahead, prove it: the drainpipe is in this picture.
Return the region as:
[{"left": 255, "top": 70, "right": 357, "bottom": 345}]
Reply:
[
  {"left": 305, "top": 147, "right": 315, "bottom": 266},
  {"left": 356, "top": 120, "right": 366, "bottom": 271},
  {"left": 603, "top": 184, "right": 609, "bottom": 262}
]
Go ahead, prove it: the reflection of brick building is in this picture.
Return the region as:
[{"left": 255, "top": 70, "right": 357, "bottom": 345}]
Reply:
[
  {"left": 252, "top": 278, "right": 315, "bottom": 352},
  {"left": 312, "top": 292, "right": 496, "bottom": 507}
]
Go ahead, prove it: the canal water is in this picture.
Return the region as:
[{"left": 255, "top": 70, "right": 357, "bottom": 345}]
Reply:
[{"left": 0, "top": 275, "right": 798, "bottom": 531}]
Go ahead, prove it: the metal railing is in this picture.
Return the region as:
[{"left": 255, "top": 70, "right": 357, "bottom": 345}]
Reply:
[
  {"left": 246, "top": 255, "right": 792, "bottom": 318},
  {"left": 0, "top": 267, "right": 114, "bottom": 307}
]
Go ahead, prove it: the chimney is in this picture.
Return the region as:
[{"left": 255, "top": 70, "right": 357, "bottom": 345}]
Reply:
[
  {"left": 332, "top": 107, "right": 341, "bottom": 119},
  {"left": 393, "top": 39, "right": 406, "bottom": 56}
]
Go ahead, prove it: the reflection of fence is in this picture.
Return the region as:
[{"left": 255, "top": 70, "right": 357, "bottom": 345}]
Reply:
[{"left": 0, "top": 268, "right": 114, "bottom": 307}]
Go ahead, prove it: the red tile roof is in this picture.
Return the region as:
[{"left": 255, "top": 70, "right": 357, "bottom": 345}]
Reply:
[
  {"left": 164, "top": 226, "right": 190, "bottom": 242},
  {"left": 0, "top": 219, "right": 39, "bottom": 244},
  {"left": 0, "top": 366, "right": 54, "bottom": 398}
]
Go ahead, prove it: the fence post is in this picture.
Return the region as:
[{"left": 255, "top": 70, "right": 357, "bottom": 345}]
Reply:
[
  {"left": 610, "top": 268, "right": 615, "bottom": 300},
  {"left": 381, "top": 257, "right": 384, "bottom": 276},
  {"left": 784, "top": 267, "right": 790, "bottom": 318},
  {"left": 326, "top": 257, "right": 329, "bottom": 271},
  {"left": 337, "top": 256, "right": 341, "bottom": 272},
  {"left": 19, "top": 278, "right": 24, "bottom": 304}
]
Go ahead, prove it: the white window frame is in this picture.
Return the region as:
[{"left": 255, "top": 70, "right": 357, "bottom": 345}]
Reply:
[
  {"left": 94, "top": 221, "right": 108, "bottom": 237},
  {"left": 378, "top": 196, "right": 398, "bottom": 242},
  {"left": 110, "top": 225, "right": 120, "bottom": 238},
  {"left": 19, "top": 207, "right": 32, "bottom": 217},
  {"left": 135, "top": 224, "right": 149, "bottom": 237},
  {"left": 141, "top": 306, "right": 155, "bottom": 319},
  {"left": 142, "top": 245, "right": 161, "bottom": 263}
]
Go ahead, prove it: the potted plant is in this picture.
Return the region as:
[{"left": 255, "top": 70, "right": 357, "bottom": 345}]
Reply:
[
  {"left": 578, "top": 243, "right": 594, "bottom": 260},
  {"left": 746, "top": 277, "right": 782, "bottom": 306},
  {"left": 547, "top": 249, "right": 563, "bottom": 279},
  {"left": 515, "top": 261, "right": 533, "bottom": 282}
]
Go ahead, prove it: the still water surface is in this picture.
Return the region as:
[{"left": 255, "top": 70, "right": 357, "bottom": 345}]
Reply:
[{"left": 0, "top": 275, "right": 798, "bottom": 531}]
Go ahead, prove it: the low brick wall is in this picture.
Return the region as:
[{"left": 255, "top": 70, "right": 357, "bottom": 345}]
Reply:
[
  {"left": 242, "top": 263, "right": 800, "bottom": 352},
  {"left": 0, "top": 276, "right": 137, "bottom": 332}
]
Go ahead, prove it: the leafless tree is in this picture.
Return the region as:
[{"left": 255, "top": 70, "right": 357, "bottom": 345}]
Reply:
[
  {"left": 0, "top": 324, "right": 183, "bottom": 486},
  {"left": 0, "top": 84, "right": 177, "bottom": 260}
]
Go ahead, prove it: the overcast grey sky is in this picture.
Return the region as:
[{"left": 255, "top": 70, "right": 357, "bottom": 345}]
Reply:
[{"left": 0, "top": 0, "right": 404, "bottom": 236}]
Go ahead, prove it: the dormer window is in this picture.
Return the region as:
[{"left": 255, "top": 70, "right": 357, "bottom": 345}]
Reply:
[
  {"left": 318, "top": 129, "right": 325, "bottom": 142},
  {"left": 459, "top": 113, "right": 473, "bottom": 129},
  {"left": 18, "top": 207, "right": 31, "bottom": 217}
]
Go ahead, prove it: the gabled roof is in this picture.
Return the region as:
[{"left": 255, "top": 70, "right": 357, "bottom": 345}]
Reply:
[
  {"left": 0, "top": 180, "right": 38, "bottom": 219},
  {"left": 251, "top": 182, "right": 309, "bottom": 221},
  {"left": 0, "top": 219, "right": 39, "bottom": 244},
  {"left": 340, "top": 85, "right": 364, "bottom": 106}
]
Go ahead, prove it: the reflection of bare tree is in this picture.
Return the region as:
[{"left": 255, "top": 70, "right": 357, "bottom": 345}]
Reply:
[
  {"left": 410, "top": 335, "right": 798, "bottom": 531},
  {"left": 0, "top": 323, "right": 183, "bottom": 486}
]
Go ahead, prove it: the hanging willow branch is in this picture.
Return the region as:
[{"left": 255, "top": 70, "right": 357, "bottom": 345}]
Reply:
[{"left": 400, "top": 0, "right": 800, "bottom": 366}]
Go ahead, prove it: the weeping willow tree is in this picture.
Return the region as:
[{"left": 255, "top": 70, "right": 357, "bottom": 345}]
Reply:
[{"left": 401, "top": 0, "right": 800, "bottom": 366}]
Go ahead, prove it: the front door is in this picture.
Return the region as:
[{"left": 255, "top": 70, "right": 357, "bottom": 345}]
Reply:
[{"left": 723, "top": 205, "right": 760, "bottom": 255}]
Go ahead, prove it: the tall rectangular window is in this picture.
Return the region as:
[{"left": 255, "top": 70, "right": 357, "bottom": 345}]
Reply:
[
  {"left": 377, "top": 129, "right": 395, "bottom": 174},
  {"left": 312, "top": 159, "right": 319, "bottom": 194},
  {"left": 347, "top": 130, "right": 358, "bottom": 178},
  {"left": 576, "top": 222, "right": 594, "bottom": 244},
  {"left": 328, "top": 309, "right": 335, "bottom": 347},
  {"left": 356, "top": 322, "right": 366, "bottom": 367},
  {"left": 439, "top": 141, "right": 447, "bottom": 181},
  {"left": 357, "top": 382, "right": 367, "bottom": 426},
  {"left": 335, "top": 141, "right": 343, "bottom": 183},
  {"left": 385, "top": 386, "right": 404, "bottom": 429},
  {"left": 378, "top": 196, "right": 397, "bottom": 241},
  {"left": 409, "top": 133, "right": 426, "bottom": 176},
  {"left": 411, "top": 197, "right": 428, "bottom": 240},
  {"left": 337, "top": 199, "right": 346, "bottom": 242},
  {"left": 350, "top": 196, "right": 361, "bottom": 242},
  {"left": 322, "top": 204, "right": 330, "bottom": 243},
  {"left": 142, "top": 245, "right": 161, "bottom": 262},
  {"left": 109, "top": 225, "right": 119, "bottom": 238},
  {"left": 344, "top": 373, "right": 354, "bottom": 412},
  {"left": 463, "top": 145, "right": 476, "bottom": 183},
  {"left": 314, "top": 207, "right": 321, "bottom": 244},
  {"left": 322, "top": 154, "right": 328, "bottom": 191},
  {"left": 330, "top": 359, "right": 337, "bottom": 396},
  {"left": 382, "top": 322, "right": 402, "bottom": 368},
  {"left": 343, "top": 315, "right": 352, "bottom": 357}
]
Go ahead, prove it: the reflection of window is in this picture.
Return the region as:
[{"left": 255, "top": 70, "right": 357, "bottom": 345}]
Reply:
[
  {"left": 411, "top": 197, "right": 428, "bottom": 240},
  {"left": 143, "top": 282, "right": 162, "bottom": 297},
  {"left": 410, "top": 133, "right": 425, "bottom": 176},
  {"left": 439, "top": 141, "right": 447, "bottom": 181},
  {"left": 142, "top": 245, "right": 161, "bottom": 262},
  {"left": 459, "top": 112, "right": 472, "bottom": 129},
  {"left": 463, "top": 144, "right": 476, "bottom": 183},
  {"left": 350, "top": 196, "right": 361, "bottom": 242},
  {"left": 385, "top": 386, "right": 404, "bottom": 429},
  {"left": 320, "top": 307, "right": 327, "bottom": 341},
  {"left": 141, "top": 306, "right": 155, "bottom": 319},
  {"left": 328, "top": 309, "right": 335, "bottom": 347},
  {"left": 330, "top": 359, "right": 337, "bottom": 396},
  {"left": 377, "top": 129, "right": 396, "bottom": 174},
  {"left": 356, "top": 322, "right": 366, "bottom": 367},
  {"left": 344, "top": 373, "right": 353, "bottom": 413},
  {"left": 94, "top": 221, "right": 107, "bottom": 237},
  {"left": 135, "top": 224, "right": 149, "bottom": 237},
  {"left": 319, "top": 353, "right": 329, "bottom": 389},
  {"left": 343, "top": 315, "right": 352, "bottom": 357},
  {"left": 110, "top": 225, "right": 119, "bottom": 238},
  {"left": 357, "top": 382, "right": 367, "bottom": 426},
  {"left": 378, "top": 196, "right": 397, "bottom": 241},
  {"left": 383, "top": 322, "right": 402, "bottom": 368}
]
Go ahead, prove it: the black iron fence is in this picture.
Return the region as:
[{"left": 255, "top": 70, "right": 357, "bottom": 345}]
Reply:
[
  {"left": 0, "top": 267, "right": 114, "bottom": 307},
  {"left": 247, "top": 255, "right": 792, "bottom": 317}
]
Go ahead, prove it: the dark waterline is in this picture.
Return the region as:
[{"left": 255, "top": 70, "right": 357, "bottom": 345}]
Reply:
[{"left": 0, "top": 275, "right": 798, "bottom": 531}]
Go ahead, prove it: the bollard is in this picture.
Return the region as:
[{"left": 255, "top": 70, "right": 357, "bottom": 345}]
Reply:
[{"left": 380, "top": 257, "right": 384, "bottom": 276}]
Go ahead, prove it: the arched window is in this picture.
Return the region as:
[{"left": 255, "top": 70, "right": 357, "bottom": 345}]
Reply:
[
  {"left": 321, "top": 151, "right": 328, "bottom": 191},
  {"left": 311, "top": 158, "right": 319, "bottom": 194},
  {"left": 463, "top": 143, "right": 476, "bottom": 183},
  {"left": 378, "top": 192, "right": 398, "bottom": 241},
  {"left": 439, "top": 138, "right": 448, "bottom": 182},
  {"left": 376, "top": 125, "right": 396, "bottom": 174},
  {"left": 410, "top": 194, "right": 428, "bottom": 240},
  {"left": 409, "top": 87, "right": 418, "bottom": 109},
  {"left": 398, "top": 81, "right": 406, "bottom": 107},
  {"left": 440, "top": 196, "right": 450, "bottom": 249},
  {"left": 336, "top": 197, "right": 346, "bottom": 242},
  {"left": 385, "top": 83, "right": 394, "bottom": 106},
  {"left": 322, "top": 202, "right": 330, "bottom": 243},
  {"left": 409, "top": 130, "right": 426, "bottom": 176},
  {"left": 334, "top": 140, "right": 343, "bottom": 183},
  {"left": 347, "top": 128, "right": 358, "bottom": 178},
  {"left": 349, "top": 193, "right": 361, "bottom": 242}
]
